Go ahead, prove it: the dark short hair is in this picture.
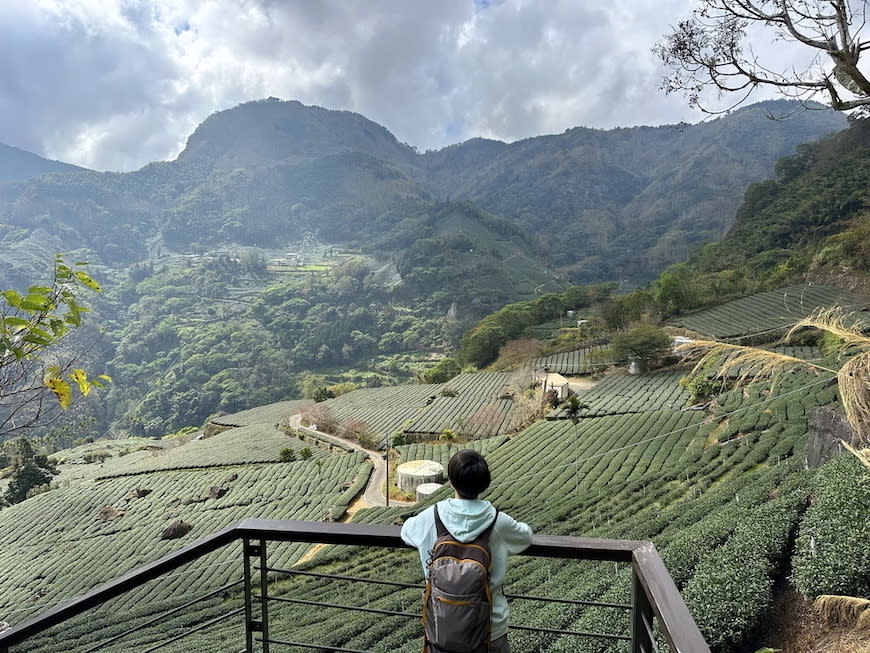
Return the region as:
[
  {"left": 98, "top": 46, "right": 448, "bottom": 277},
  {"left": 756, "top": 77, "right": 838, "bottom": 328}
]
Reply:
[{"left": 447, "top": 450, "right": 491, "bottom": 499}]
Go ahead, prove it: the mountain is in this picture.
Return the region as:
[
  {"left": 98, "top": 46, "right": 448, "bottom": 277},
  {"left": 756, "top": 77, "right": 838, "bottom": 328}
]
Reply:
[
  {"left": 421, "top": 100, "right": 847, "bottom": 281},
  {"left": 177, "top": 98, "right": 419, "bottom": 172},
  {"left": 0, "top": 98, "right": 846, "bottom": 294},
  {"left": 0, "top": 142, "right": 87, "bottom": 184},
  {"left": 688, "top": 116, "right": 870, "bottom": 285}
]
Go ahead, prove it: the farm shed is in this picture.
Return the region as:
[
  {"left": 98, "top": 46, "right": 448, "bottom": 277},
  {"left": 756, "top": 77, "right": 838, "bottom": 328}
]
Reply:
[{"left": 539, "top": 371, "right": 570, "bottom": 400}]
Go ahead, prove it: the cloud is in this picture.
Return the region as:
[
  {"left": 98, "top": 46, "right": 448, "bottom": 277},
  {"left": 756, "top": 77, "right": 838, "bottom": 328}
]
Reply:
[{"left": 0, "top": 0, "right": 793, "bottom": 171}]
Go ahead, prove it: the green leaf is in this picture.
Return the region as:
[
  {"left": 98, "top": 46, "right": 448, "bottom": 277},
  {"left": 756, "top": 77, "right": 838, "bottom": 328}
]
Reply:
[
  {"left": 73, "top": 270, "right": 101, "bottom": 292},
  {"left": 1, "top": 316, "right": 30, "bottom": 328},
  {"left": 24, "top": 326, "right": 53, "bottom": 342},
  {"left": 21, "top": 294, "right": 50, "bottom": 310},
  {"left": 2, "top": 290, "right": 23, "bottom": 308},
  {"left": 55, "top": 265, "right": 72, "bottom": 280},
  {"left": 48, "top": 319, "right": 67, "bottom": 337},
  {"left": 22, "top": 332, "right": 53, "bottom": 346},
  {"left": 27, "top": 286, "right": 52, "bottom": 295}
]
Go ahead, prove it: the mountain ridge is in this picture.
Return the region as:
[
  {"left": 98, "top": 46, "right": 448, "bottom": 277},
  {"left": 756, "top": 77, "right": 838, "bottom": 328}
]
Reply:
[
  {"left": 0, "top": 142, "right": 89, "bottom": 184},
  {"left": 0, "top": 98, "right": 847, "bottom": 291}
]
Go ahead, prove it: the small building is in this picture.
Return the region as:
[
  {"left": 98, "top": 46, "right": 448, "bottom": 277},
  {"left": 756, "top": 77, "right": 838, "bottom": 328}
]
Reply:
[{"left": 537, "top": 371, "right": 571, "bottom": 400}]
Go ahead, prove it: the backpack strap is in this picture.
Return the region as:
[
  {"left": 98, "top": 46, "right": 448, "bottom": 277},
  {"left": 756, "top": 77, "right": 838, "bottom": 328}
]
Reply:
[
  {"left": 432, "top": 505, "right": 448, "bottom": 538},
  {"left": 478, "top": 509, "right": 499, "bottom": 547},
  {"left": 432, "top": 505, "right": 499, "bottom": 542}
]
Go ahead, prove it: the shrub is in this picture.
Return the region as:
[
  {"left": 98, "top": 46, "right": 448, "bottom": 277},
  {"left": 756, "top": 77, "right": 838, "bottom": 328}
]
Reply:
[
  {"left": 439, "top": 429, "right": 457, "bottom": 442},
  {"left": 299, "top": 447, "right": 313, "bottom": 460},
  {"left": 83, "top": 451, "right": 112, "bottom": 464},
  {"left": 792, "top": 454, "right": 870, "bottom": 598},
  {"left": 279, "top": 448, "right": 297, "bottom": 462},
  {"left": 299, "top": 404, "right": 339, "bottom": 434}
]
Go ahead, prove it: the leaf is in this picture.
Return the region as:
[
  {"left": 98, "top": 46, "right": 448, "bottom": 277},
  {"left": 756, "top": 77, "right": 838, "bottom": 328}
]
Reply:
[
  {"left": 2, "top": 290, "right": 23, "bottom": 308},
  {"left": 21, "top": 294, "right": 51, "bottom": 311},
  {"left": 1, "top": 316, "right": 30, "bottom": 327},
  {"left": 48, "top": 319, "right": 67, "bottom": 337},
  {"left": 22, "top": 331, "right": 53, "bottom": 346},
  {"left": 44, "top": 371, "right": 72, "bottom": 410},
  {"left": 73, "top": 270, "right": 101, "bottom": 292},
  {"left": 69, "top": 369, "right": 91, "bottom": 396},
  {"left": 98, "top": 374, "right": 113, "bottom": 383},
  {"left": 27, "top": 286, "right": 52, "bottom": 295}
]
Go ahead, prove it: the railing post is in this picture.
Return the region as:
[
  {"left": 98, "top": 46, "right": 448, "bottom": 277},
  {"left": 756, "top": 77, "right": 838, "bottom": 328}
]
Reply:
[
  {"left": 258, "top": 539, "right": 270, "bottom": 653},
  {"left": 243, "top": 538, "right": 256, "bottom": 652},
  {"left": 630, "top": 567, "right": 655, "bottom": 653}
]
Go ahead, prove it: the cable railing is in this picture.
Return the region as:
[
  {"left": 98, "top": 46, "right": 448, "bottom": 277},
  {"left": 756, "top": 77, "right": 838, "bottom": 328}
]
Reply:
[{"left": 0, "top": 518, "right": 710, "bottom": 653}]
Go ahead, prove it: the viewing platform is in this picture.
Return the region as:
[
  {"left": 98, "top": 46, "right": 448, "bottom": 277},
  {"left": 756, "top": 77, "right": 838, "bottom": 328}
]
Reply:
[{"left": 0, "top": 519, "right": 710, "bottom": 653}]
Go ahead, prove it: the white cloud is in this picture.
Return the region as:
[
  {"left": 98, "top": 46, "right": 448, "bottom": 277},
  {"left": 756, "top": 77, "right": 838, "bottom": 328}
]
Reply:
[{"left": 0, "top": 0, "right": 816, "bottom": 171}]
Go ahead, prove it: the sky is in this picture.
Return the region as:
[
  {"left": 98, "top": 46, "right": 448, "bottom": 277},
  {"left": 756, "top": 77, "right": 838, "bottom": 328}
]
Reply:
[{"left": 0, "top": 0, "right": 815, "bottom": 172}]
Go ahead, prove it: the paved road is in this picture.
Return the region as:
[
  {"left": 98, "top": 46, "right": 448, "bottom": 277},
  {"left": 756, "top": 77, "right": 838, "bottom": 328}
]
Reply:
[{"left": 285, "top": 414, "right": 411, "bottom": 508}]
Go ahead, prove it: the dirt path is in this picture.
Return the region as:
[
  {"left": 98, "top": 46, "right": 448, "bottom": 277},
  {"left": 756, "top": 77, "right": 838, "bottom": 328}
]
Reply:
[
  {"left": 296, "top": 495, "right": 369, "bottom": 565},
  {"left": 286, "top": 414, "right": 412, "bottom": 508}
]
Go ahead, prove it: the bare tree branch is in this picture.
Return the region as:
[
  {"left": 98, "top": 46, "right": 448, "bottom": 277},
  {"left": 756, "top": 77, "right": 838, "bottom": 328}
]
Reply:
[{"left": 655, "top": 0, "right": 870, "bottom": 115}]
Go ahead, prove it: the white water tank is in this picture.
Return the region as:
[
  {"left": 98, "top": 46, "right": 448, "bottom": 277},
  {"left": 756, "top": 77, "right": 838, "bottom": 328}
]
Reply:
[
  {"left": 397, "top": 460, "right": 444, "bottom": 493},
  {"left": 416, "top": 483, "right": 444, "bottom": 502}
]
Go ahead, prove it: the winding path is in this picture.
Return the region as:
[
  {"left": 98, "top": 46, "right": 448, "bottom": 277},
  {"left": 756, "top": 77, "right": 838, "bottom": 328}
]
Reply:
[{"left": 285, "top": 414, "right": 413, "bottom": 508}]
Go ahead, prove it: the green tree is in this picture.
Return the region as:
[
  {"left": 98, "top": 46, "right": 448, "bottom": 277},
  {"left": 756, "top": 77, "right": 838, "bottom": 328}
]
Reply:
[
  {"left": 2, "top": 438, "right": 57, "bottom": 505},
  {"left": 1, "top": 255, "right": 109, "bottom": 438},
  {"left": 423, "top": 358, "right": 461, "bottom": 384},
  {"left": 611, "top": 326, "right": 672, "bottom": 370},
  {"left": 655, "top": 264, "right": 701, "bottom": 317}
]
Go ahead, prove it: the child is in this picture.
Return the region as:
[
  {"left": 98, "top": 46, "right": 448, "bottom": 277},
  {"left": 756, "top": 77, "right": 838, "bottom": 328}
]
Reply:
[{"left": 401, "top": 450, "right": 533, "bottom": 652}]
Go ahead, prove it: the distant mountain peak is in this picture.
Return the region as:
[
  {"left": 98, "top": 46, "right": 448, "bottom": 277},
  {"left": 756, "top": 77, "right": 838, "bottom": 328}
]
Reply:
[{"left": 175, "top": 98, "right": 417, "bottom": 169}]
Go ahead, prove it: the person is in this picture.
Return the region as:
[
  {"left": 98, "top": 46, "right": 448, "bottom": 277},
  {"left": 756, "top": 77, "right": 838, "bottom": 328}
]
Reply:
[{"left": 401, "top": 450, "right": 533, "bottom": 652}]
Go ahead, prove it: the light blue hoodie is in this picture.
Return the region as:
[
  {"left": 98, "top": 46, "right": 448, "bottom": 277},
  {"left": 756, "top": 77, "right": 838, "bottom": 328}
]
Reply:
[{"left": 400, "top": 498, "right": 533, "bottom": 640}]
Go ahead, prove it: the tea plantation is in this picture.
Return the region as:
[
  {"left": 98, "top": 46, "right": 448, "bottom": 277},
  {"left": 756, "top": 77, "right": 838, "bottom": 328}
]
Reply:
[{"left": 2, "top": 363, "right": 868, "bottom": 652}]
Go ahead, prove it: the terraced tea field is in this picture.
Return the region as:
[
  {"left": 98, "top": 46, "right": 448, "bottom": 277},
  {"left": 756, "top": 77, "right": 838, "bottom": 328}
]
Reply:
[
  {"left": 548, "top": 370, "right": 690, "bottom": 418},
  {"left": 531, "top": 345, "right": 612, "bottom": 375},
  {"left": 0, "top": 418, "right": 370, "bottom": 633},
  {"left": 311, "top": 371, "right": 533, "bottom": 439},
  {"left": 3, "top": 353, "right": 868, "bottom": 652},
  {"left": 668, "top": 284, "right": 870, "bottom": 338},
  {"left": 208, "top": 399, "right": 313, "bottom": 427}
]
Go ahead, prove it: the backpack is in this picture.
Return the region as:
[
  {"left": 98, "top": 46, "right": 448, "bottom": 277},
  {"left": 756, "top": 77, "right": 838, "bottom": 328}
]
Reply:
[{"left": 422, "top": 505, "right": 499, "bottom": 653}]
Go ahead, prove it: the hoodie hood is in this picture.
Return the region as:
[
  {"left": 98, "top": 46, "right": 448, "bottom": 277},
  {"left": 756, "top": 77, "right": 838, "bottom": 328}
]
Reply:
[{"left": 437, "top": 498, "right": 497, "bottom": 542}]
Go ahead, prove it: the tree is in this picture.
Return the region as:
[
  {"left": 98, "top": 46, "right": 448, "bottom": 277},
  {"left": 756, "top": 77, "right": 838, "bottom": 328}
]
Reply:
[
  {"left": 1, "top": 256, "right": 109, "bottom": 438},
  {"left": 611, "top": 326, "right": 673, "bottom": 368},
  {"left": 655, "top": 264, "right": 702, "bottom": 317},
  {"left": 655, "top": 1, "right": 870, "bottom": 114},
  {"left": 423, "top": 357, "right": 461, "bottom": 384},
  {"left": 2, "top": 438, "right": 58, "bottom": 505}
]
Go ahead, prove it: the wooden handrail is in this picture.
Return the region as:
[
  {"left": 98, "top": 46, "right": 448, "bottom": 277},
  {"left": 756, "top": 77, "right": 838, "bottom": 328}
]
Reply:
[{"left": 0, "top": 519, "right": 710, "bottom": 653}]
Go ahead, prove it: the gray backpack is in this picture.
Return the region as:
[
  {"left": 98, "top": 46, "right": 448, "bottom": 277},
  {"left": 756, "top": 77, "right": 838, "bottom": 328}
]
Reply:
[{"left": 423, "top": 506, "right": 499, "bottom": 653}]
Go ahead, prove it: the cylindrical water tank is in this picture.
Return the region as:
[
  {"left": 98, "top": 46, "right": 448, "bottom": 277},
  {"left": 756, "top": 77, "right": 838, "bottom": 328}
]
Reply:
[
  {"left": 416, "top": 483, "right": 443, "bottom": 502},
  {"left": 397, "top": 460, "right": 444, "bottom": 493}
]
